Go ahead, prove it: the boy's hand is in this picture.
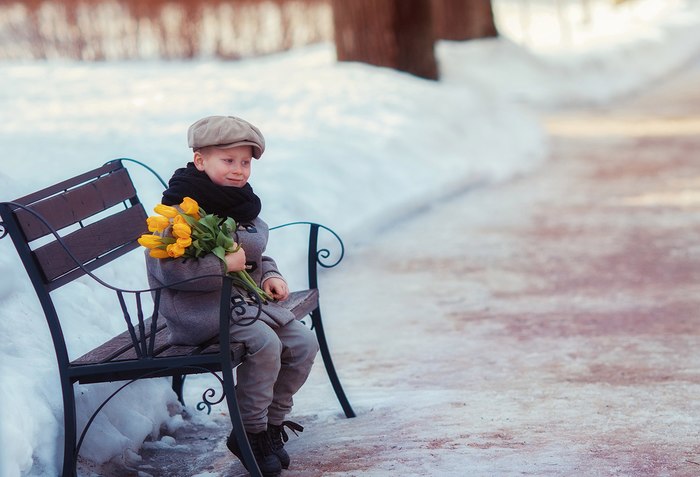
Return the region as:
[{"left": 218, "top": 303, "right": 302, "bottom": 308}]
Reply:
[
  {"left": 263, "top": 277, "right": 289, "bottom": 301},
  {"left": 224, "top": 246, "right": 247, "bottom": 272}
]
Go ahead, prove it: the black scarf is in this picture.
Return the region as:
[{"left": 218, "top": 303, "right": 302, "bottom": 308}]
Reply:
[{"left": 161, "top": 162, "right": 261, "bottom": 222}]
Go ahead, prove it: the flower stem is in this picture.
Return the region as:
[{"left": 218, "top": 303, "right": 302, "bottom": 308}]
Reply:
[{"left": 234, "top": 270, "right": 272, "bottom": 303}]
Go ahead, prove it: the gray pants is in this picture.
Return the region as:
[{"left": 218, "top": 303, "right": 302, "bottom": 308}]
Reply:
[{"left": 230, "top": 319, "right": 319, "bottom": 433}]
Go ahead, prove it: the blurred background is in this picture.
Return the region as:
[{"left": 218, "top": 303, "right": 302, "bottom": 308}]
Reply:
[
  {"left": 0, "top": 0, "right": 332, "bottom": 60},
  {"left": 0, "top": 0, "right": 654, "bottom": 64}
]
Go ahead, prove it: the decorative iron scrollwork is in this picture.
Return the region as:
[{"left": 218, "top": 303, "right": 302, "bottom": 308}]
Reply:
[
  {"left": 268, "top": 222, "right": 345, "bottom": 269},
  {"left": 196, "top": 374, "right": 226, "bottom": 415},
  {"left": 316, "top": 246, "right": 340, "bottom": 268},
  {"left": 315, "top": 225, "right": 344, "bottom": 269}
]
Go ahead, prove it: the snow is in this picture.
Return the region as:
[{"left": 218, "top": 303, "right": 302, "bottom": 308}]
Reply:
[{"left": 1, "top": 0, "right": 700, "bottom": 475}]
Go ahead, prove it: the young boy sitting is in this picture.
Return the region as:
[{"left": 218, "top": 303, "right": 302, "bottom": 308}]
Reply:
[{"left": 145, "top": 115, "right": 319, "bottom": 477}]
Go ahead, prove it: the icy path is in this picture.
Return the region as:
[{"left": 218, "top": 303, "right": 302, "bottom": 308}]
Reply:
[{"left": 90, "top": 62, "right": 700, "bottom": 476}]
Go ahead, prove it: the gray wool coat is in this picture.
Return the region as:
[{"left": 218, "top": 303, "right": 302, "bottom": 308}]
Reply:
[{"left": 145, "top": 217, "right": 296, "bottom": 345}]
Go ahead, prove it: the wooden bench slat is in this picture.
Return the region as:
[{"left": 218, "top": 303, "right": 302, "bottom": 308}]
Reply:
[
  {"left": 281, "top": 289, "right": 319, "bottom": 319},
  {"left": 73, "top": 318, "right": 167, "bottom": 365},
  {"left": 16, "top": 168, "right": 137, "bottom": 241},
  {"left": 46, "top": 241, "right": 141, "bottom": 291},
  {"left": 117, "top": 329, "right": 174, "bottom": 361},
  {"left": 73, "top": 330, "right": 246, "bottom": 371},
  {"left": 12, "top": 162, "right": 122, "bottom": 207},
  {"left": 33, "top": 205, "right": 147, "bottom": 282}
]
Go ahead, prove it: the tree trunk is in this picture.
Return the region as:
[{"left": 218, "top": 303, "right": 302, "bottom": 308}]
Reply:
[
  {"left": 432, "top": 0, "right": 498, "bottom": 41},
  {"left": 332, "top": 0, "right": 438, "bottom": 80}
]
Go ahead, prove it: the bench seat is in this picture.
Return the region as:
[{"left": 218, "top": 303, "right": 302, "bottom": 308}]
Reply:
[{"left": 72, "top": 289, "right": 320, "bottom": 384}]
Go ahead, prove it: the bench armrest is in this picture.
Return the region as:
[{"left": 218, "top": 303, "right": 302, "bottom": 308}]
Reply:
[{"left": 269, "top": 222, "right": 344, "bottom": 289}]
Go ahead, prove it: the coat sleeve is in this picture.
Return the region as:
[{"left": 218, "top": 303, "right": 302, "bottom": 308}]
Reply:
[
  {"left": 260, "top": 255, "right": 286, "bottom": 284},
  {"left": 146, "top": 251, "right": 226, "bottom": 292}
]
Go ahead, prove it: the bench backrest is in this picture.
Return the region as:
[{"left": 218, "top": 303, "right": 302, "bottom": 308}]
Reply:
[
  {"left": 0, "top": 161, "right": 148, "bottom": 367},
  {"left": 0, "top": 161, "right": 147, "bottom": 292}
]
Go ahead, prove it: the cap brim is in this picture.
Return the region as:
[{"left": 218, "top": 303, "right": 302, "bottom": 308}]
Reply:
[{"left": 214, "top": 141, "right": 263, "bottom": 159}]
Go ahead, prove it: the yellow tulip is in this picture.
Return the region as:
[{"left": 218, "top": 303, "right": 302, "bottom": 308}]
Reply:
[
  {"left": 180, "top": 197, "right": 200, "bottom": 217},
  {"left": 154, "top": 203, "right": 178, "bottom": 218},
  {"left": 138, "top": 233, "right": 164, "bottom": 249},
  {"left": 177, "top": 236, "right": 192, "bottom": 248},
  {"left": 166, "top": 243, "right": 186, "bottom": 258},
  {"left": 172, "top": 222, "right": 192, "bottom": 239},
  {"left": 146, "top": 215, "right": 170, "bottom": 233},
  {"left": 173, "top": 214, "right": 187, "bottom": 225},
  {"left": 149, "top": 248, "right": 170, "bottom": 259}
]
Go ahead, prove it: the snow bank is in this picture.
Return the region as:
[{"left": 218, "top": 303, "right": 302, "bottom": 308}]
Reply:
[{"left": 441, "top": 0, "right": 700, "bottom": 107}]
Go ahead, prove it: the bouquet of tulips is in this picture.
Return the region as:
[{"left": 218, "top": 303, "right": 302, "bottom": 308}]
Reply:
[{"left": 138, "top": 196, "right": 271, "bottom": 302}]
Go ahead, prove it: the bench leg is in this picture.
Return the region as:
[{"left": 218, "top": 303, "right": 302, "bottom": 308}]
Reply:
[
  {"left": 311, "top": 307, "right": 356, "bottom": 418},
  {"left": 221, "top": 369, "right": 262, "bottom": 477},
  {"left": 172, "top": 374, "right": 186, "bottom": 406},
  {"left": 60, "top": 377, "right": 78, "bottom": 477}
]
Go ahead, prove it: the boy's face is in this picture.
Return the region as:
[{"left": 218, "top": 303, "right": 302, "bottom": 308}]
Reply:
[{"left": 193, "top": 145, "right": 253, "bottom": 188}]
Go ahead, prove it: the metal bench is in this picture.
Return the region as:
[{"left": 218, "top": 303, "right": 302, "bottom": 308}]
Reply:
[{"left": 0, "top": 159, "right": 355, "bottom": 477}]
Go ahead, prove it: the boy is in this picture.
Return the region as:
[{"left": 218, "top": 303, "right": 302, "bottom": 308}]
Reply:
[{"left": 145, "top": 115, "right": 319, "bottom": 477}]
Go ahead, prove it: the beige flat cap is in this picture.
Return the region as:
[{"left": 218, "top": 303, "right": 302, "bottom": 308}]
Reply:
[{"left": 187, "top": 115, "right": 265, "bottom": 159}]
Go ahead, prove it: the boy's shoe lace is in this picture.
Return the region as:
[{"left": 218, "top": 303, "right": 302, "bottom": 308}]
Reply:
[
  {"left": 227, "top": 429, "right": 282, "bottom": 477},
  {"left": 267, "top": 420, "right": 304, "bottom": 469}
]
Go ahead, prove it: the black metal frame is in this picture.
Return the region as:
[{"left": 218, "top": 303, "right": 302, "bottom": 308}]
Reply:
[{"left": 0, "top": 159, "right": 355, "bottom": 477}]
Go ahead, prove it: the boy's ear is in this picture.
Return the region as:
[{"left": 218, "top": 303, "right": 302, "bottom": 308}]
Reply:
[{"left": 193, "top": 151, "right": 205, "bottom": 171}]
